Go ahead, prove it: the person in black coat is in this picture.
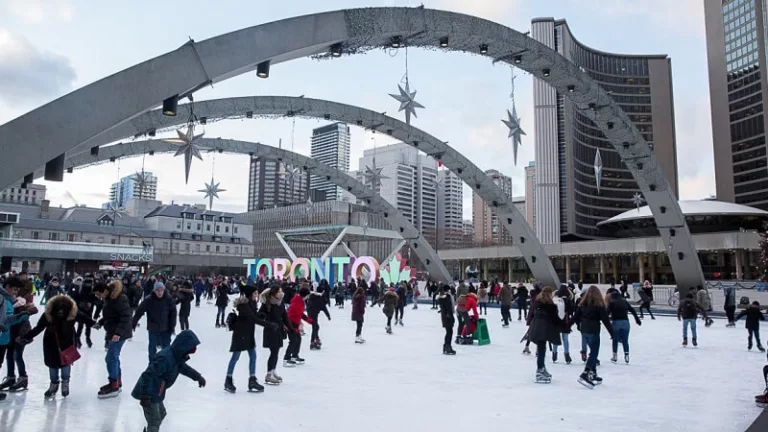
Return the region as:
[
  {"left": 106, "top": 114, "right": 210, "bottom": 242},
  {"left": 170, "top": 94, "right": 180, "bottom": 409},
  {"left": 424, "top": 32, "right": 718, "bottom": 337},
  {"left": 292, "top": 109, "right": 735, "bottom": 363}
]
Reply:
[
  {"left": 142, "top": 275, "right": 157, "bottom": 299},
  {"left": 306, "top": 288, "right": 331, "bottom": 350},
  {"left": 735, "top": 301, "right": 766, "bottom": 351},
  {"left": 514, "top": 284, "right": 529, "bottom": 320},
  {"left": 93, "top": 280, "right": 133, "bottom": 397},
  {"left": 225, "top": 285, "right": 271, "bottom": 393},
  {"left": 607, "top": 290, "right": 642, "bottom": 363},
  {"left": 215, "top": 283, "right": 229, "bottom": 328},
  {"left": 528, "top": 286, "right": 563, "bottom": 382},
  {"left": 132, "top": 281, "right": 177, "bottom": 363},
  {"left": 70, "top": 275, "right": 96, "bottom": 349},
  {"left": 176, "top": 280, "right": 194, "bottom": 331},
  {"left": 438, "top": 285, "right": 456, "bottom": 355},
  {"left": 573, "top": 286, "right": 615, "bottom": 388},
  {"left": 258, "top": 287, "right": 293, "bottom": 385},
  {"left": 394, "top": 283, "right": 407, "bottom": 325}
]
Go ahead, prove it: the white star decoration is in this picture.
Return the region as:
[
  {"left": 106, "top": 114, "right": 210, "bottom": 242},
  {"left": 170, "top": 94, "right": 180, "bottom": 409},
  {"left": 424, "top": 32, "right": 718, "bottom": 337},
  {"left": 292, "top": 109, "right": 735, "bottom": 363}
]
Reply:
[
  {"left": 162, "top": 123, "right": 207, "bottom": 184},
  {"left": 199, "top": 178, "right": 226, "bottom": 210},
  {"left": 362, "top": 159, "right": 389, "bottom": 189},
  {"left": 279, "top": 163, "right": 300, "bottom": 185},
  {"left": 107, "top": 203, "right": 127, "bottom": 220},
  {"left": 593, "top": 150, "right": 603, "bottom": 194},
  {"left": 132, "top": 170, "right": 151, "bottom": 199},
  {"left": 631, "top": 192, "right": 645, "bottom": 211},
  {"left": 389, "top": 82, "right": 424, "bottom": 126},
  {"left": 501, "top": 106, "right": 526, "bottom": 166},
  {"left": 305, "top": 197, "right": 314, "bottom": 215}
]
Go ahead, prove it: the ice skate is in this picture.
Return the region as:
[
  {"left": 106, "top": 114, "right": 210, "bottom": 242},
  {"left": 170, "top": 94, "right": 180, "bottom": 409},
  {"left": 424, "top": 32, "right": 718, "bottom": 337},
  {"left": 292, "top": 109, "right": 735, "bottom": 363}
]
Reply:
[
  {"left": 8, "top": 376, "right": 28, "bottom": 392},
  {"left": 535, "top": 368, "right": 551, "bottom": 384},
  {"left": 581, "top": 351, "right": 587, "bottom": 362},
  {"left": 692, "top": 338, "right": 698, "bottom": 347},
  {"left": 44, "top": 381, "right": 60, "bottom": 399},
  {"left": 283, "top": 359, "right": 297, "bottom": 367},
  {"left": 355, "top": 336, "right": 366, "bottom": 344},
  {"left": 624, "top": 354, "right": 630, "bottom": 364},
  {"left": 310, "top": 339, "right": 321, "bottom": 350},
  {"left": 502, "top": 323, "right": 509, "bottom": 328},
  {"left": 0, "top": 376, "right": 15, "bottom": 391},
  {"left": 552, "top": 352, "right": 558, "bottom": 363},
  {"left": 386, "top": 325, "right": 392, "bottom": 334},
  {"left": 248, "top": 376, "right": 264, "bottom": 393},
  {"left": 97, "top": 379, "right": 120, "bottom": 399},
  {"left": 265, "top": 372, "right": 280, "bottom": 386},
  {"left": 398, "top": 319, "right": 404, "bottom": 326},
  {"left": 760, "top": 346, "right": 766, "bottom": 353},
  {"left": 611, "top": 353, "right": 618, "bottom": 363},
  {"left": 0, "top": 392, "right": 5, "bottom": 402},
  {"left": 682, "top": 337, "right": 688, "bottom": 347},
  {"left": 86, "top": 337, "right": 93, "bottom": 348},
  {"left": 749, "top": 338, "right": 753, "bottom": 351},
  {"left": 224, "top": 376, "right": 236, "bottom": 393},
  {"left": 578, "top": 371, "right": 595, "bottom": 389},
  {"left": 541, "top": 367, "right": 552, "bottom": 379},
  {"left": 564, "top": 353, "right": 572, "bottom": 364},
  {"left": 757, "top": 394, "right": 768, "bottom": 408},
  {"left": 522, "top": 346, "right": 531, "bottom": 355},
  {"left": 443, "top": 345, "right": 456, "bottom": 355},
  {"left": 272, "top": 370, "right": 283, "bottom": 382},
  {"left": 292, "top": 356, "right": 305, "bottom": 365}
]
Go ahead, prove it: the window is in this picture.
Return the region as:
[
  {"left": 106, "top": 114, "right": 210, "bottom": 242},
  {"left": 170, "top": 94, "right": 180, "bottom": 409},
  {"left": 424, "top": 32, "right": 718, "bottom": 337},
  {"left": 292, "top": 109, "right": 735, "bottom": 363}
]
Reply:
[
  {"left": 185, "top": 243, "right": 190, "bottom": 252},
  {"left": 67, "top": 233, "right": 76, "bottom": 242},
  {"left": 163, "top": 242, "right": 169, "bottom": 250},
  {"left": 49, "top": 232, "right": 59, "bottom": 241},
  {"left": 32, "top": 231, "right": 39, "bottom": 240},
  {"left": 225, "top": 246, "right": 230, "bottom": 253},
  {"left": 215, "top": 245, "right": 220, "bottom": 253},
  {"left": 176, "top": 222, "right": 182, "bottom": 230},
  {"left": 243, "top": 247, "right": 249, "bottom": 254},
  {"left": 187, "top": 223, "right": 191, "bottom": 230},
  {"left": 129, "top": 239, "right": 135, "bottom": 245},
  {"left": 225, "top": 226, "right": 229, "bottom": 233},
  {"left": 97, "top": 236, "right": 104, "bottom": 244},
  {"left": 234, "top": 227, "right": 239, "bottom": 234},
  {"left": 197, "top": 223, "right": 201, "bottom": 230},
  {"left": 206, "top": 224, "right": 211, "bottom": 232},
  {"left": 206, "top": 245, "right": 211, "bottom": 252},
  {"left": 111, "top": 239, "right": 116, "bottom": 244},
  {"left": 13, "top": 230, "right": 22, "bottom": 238},
  {"left": 196, "top": 244, "right": 201, "bottom": 252},
  {"left": 216, "top": 225, "right": 220, "bottom": 232}
]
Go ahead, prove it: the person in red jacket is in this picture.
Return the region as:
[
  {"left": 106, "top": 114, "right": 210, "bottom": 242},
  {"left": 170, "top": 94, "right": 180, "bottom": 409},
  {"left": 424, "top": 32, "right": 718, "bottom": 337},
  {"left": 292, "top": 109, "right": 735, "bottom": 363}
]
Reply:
[
  {"left": 284, "top": 287, "right": 313, "bottom": 367},
  {"left": 456, "top": 293, "right": 479, "bottom": 344}
]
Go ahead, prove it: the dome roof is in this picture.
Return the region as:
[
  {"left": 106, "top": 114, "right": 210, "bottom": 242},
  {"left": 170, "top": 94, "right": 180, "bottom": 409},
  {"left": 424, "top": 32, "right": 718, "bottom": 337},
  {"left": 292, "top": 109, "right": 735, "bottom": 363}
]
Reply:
[{"left": 597, "top": 200, "right": 768, "bottom": 227}]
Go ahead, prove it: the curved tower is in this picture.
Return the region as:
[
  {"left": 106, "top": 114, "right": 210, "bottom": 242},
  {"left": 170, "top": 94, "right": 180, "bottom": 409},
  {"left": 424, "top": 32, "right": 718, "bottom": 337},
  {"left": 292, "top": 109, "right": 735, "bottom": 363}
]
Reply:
[{"left": 531, "top": 18, "right": 679, "bottom": 243}]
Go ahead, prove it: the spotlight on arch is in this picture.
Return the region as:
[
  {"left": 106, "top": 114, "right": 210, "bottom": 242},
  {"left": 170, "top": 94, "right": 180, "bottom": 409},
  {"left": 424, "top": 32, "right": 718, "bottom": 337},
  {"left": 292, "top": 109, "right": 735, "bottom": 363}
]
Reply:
[
  {"left": 162, "top": 95, "right": 179, "bottom": 116},
  {"left": 567, "top": 85, "right": 575, "bottom": 93},
  {"left": 390, "top": 36, "right": 403, "bottom": 48},
  {"left": 257, "top": 61, "right": 270, "bottom": 78},
  {"left": 330, "top": 43, "right": 343, "bottom": 57},
  {"left": 439, "top": 37, "right": 449, "bottom": 47},
  {"left": 513, "top": 55, "right": 522, "bottom": 64},
  {"left": 542, "top": 68, "right": 551, "bottom": 77},
  {"left": 479, "top": 44, "right": 488, "bottom": 54}
]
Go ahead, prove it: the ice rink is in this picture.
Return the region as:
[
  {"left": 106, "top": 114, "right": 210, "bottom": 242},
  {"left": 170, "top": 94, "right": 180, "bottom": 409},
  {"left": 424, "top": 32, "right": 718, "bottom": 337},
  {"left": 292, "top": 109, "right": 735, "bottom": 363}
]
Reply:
[{"left": 1, "top": 297, "right": 765, "bottom": 432}]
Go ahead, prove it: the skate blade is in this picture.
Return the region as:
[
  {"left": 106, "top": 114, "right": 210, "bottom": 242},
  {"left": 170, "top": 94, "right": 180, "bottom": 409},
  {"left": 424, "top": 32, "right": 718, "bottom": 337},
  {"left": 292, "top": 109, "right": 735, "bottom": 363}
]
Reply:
[
  {"left": 757, "top": 402, "right": 768, "bottom": 408},
  {"left": 247, "top": 388, "right": 264, "bottom": 393},
  {"left": 224, "top": 389, "right": 236, "bottom": 394},
  {"left": 577, "top": 378, "right": 594, "bottom": 389},
  {"left": 97, "top": 391, "right": 121, "bottom": 399},
  {"left": 265, "top": 382, "right": 280, "bottom": 386},
  {"left": 534, "top": 379, "right": 552, "bottom": 384}
]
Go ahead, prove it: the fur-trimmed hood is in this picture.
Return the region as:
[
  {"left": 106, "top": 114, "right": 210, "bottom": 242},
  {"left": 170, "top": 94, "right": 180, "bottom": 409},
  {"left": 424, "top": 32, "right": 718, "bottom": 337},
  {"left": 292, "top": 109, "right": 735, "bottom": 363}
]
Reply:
[
  {"left": 108, "top": 280, "right": 124, "bottom": 299},
  {"left": 233, "top": 296, "right": 250, "bottom": 307},
  {"left": 45, "top": 295, "right": 77, "bottom": 322}
]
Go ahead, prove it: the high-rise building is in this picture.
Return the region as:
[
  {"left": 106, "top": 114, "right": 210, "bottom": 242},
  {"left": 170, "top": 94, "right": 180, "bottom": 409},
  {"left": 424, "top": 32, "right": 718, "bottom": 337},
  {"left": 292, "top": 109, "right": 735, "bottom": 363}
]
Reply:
[
  {"left": 357, "top": 143, "right": 438, "bottom": 240},
  {"left": 524, "top": 161, "right": 536, "bottom": 230},
  {"left": 246, "top": 156, "right": 309, "bottom": 211},
  {"left": 462, "top": 219, "right": 475, "bottom": 246},
  {"left": 105, "top": 172, "right": 157, "bottom": 208},
  {"left": 705, "top": 0, "right": 767, "bottom": 209},
  {"left": 472, "top": 169, "right": 513, "bottom": 245},
  {"left": 310, "top": 123, "right": 350, "bottom": 201},
  {"left": 0, "top": 184, "right": 46, "bottom": 205},
  {"left": 532, "top": 18, "right": 678, "bottom": 243},
  {"left": 437, "top": 169, "right": 464, "bottom": 248}
]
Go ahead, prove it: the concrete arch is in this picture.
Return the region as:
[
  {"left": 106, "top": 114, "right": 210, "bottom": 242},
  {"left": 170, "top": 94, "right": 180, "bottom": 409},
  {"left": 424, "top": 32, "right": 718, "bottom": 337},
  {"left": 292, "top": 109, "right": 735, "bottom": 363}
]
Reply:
[
  {"left": 54, "top": 137, "right": 454, "bottom": 283},
  {"left": 55, "top": 95, "right": 563, "bottom": 288},
  {"left": 0, "top": 6, "right": 703, "bottom": 291}
]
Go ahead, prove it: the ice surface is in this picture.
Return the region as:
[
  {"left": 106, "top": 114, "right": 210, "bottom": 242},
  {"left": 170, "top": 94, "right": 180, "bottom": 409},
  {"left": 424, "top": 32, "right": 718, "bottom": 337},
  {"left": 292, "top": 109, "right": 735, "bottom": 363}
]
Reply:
[{"left": 0, "top": 298, "right": 764, "bottom": 432}]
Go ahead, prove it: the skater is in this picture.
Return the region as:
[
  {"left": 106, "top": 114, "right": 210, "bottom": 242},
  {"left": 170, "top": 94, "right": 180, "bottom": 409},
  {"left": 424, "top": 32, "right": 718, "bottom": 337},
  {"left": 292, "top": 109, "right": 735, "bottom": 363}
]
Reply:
[
  {"left": 70, "top": 275, "right": 95, "bottom": 349},
  {"left": 193, "top": 277, "right": 205, "bottom": 307},
  {"left": 515, "top": 283, "right": 529, "bottom": 321},
  {"left": 638, "top": 280, "right": 655, "bottom": 320},
  {"left": 1, "top": 276, "right": 37, "bottom": 394},
  {"left": 92, "top": 280, "right": 132, "bottom": 398},
  {"left": 17, "top": 294, "right": 95, "bottom": 398},
  {"left": 374, "top": 287, "right": 399, "bottom": 334},
  {"left": 132, "top": 330, "right": 206, "bottom": 432},
  {"left": 528, "top": 286, "right": 563, "bottom": 383},
  {"left": 215, "top": 282, "right": 229, "bottom": 328},
  {"left": 412, "top": 283, "right": 420, "bottom": 310},
  {"left": 225, "top": 285, "right": 269, "bottom": 393},
  {"left": 724, "top": 283, "right": 737, "bottom": 327},
  {"left": 285, "top": 286, "right": 312, "bottom": 366},
  {"left": 352, "top": 286, "right": 366, "bottom": 343},
  {"left": 176, "top": 280, "right": 194, "bottom": 331},
  {"left": 456, "top": 292, "right": 479, "bottom": 344},
  {"left": 128, "top": 279, "right": 144, "bottom": 320},
  {"left": 394, "top": 283, "right": 406, "bottom": 325},
  {"left": 132, "top": 281, "right": 177, "bottom": 362},
  {"left": 606, "top": 290, "right": 642, "bottom": 364},
  {"left": 696, "top": 285, "right": 714, "bottom": 327},
  {"left": 677, "top": 292, "right": 708, "bottom": 347},
  {"left": 334, "top": 281, "right": 345, "bottom": 308},
  {"left": 0, "top": 278, "right": 30, "bottom": 401},
  {"left": 756, "top": 364, "right": 768, "bottom": 407},
  {"left": 735, "top": 301, "right": 766, "bottom": 351},
  {"left": 499, "top": 282, "right": 513, "bottom": 327},
  {"left": 551, "top": 284, "right": 575, "bottom": 364},
  {"left": 438, "top": 285, "right": 456, "bottom": 355},
  {"left": 573, "top": 286, "right": 614, "bottom": 389},
  {"left": 523, "top": 284, "right": 541, "bottom": 354},
  {"left": 307, "top": 285, "right": 331, "bottom": 350},
  {"left": 258, "top": 287, "right": 293, "bottom": 385},
  {"left": 477, "top": 283, "right": 489, "bottom": 315}
]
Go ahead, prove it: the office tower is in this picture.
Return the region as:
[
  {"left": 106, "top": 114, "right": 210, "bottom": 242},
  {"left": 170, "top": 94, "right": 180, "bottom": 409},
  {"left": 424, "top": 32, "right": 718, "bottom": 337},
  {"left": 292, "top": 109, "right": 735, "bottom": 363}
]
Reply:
[
  {"left": 106, "top": 172, "right": 158, "bottom": 207},
  {"left": 532, "top": 18, "right": 678, "bottom": 243},
  {"left": 310, "top": 123, "right": 351, "bottom": 201},
  {"left": 0, "top": 184, "right": 46, "bottom": 205},
  {"left": 472, "top": 169, "right": 513, "bottom": 245},
  {"left": 437, "top": 169, "right": 464, "bottom": 248},
  {"left": 705, "top": 0, "right": 767, "bottom": 209},
  {"left": 246, "top": 156, "right": 309, "bottom": 211},
  {"left": 525, "top": 161, "right": 536, "bottom": 230}
]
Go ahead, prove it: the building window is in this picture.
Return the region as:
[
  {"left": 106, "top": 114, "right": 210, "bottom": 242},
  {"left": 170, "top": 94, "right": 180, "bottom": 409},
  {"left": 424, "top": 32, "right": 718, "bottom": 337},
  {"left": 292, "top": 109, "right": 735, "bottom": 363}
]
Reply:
[
  {"left": 185, "top": 243, "right": 190, "bottom": 251},
  {"left": 215, "top": 245, "right": 220, "bottom": 253},
  {"left": 111, "top": 238, "right": 116, "bottom": 244},
  {"left": 129, "top": 239, "right": 135, "bottom": 245},
  {"left": 206, "top": 245, "right": 211, "bottom": 252},
  {"left": 243, "top": 247, "right": 249, "bottom": 254},
  {"left": 176, "top": 222, "right": 182, "bottom": 230},
  {"left": 234, "top": 227, "right": 239, "bottom": 234},
  {"left": 187, "top": 223, "right": 191, "bottom": 230},
  {"left": 197, "top": 223, "right": 201, "bottom": 230},
  {"left": 163, "top": 242, "right": 169, "bottom": 250},
  {"left": 67, "top": 233, "right": 76, "bottom": 242},
  {"left": 97, "top": 236, "right": 104, "bottom": 244},
  {"left": 225, "top": 226, "right": 229, "bottom": 233},
  {"left": 235, "top": 247, "right": 240, "bottom": 254},
  {"left": 13, "top": 230, "right": 22, "bottom": 238},
  {"left": 206, "top": 224, "right": 211, "bottom": 231},
  {"left": 225, "top": 246, "right": 230, "bottom": 253},
  {"left": 196, "top": 244, "right": 201, "bottom": 252},
  {"left": 216, "top": 225, "right": 220, "bottom": 232},
  {"left": 49, "top": 232, "right": 59, "bottom": 241}
]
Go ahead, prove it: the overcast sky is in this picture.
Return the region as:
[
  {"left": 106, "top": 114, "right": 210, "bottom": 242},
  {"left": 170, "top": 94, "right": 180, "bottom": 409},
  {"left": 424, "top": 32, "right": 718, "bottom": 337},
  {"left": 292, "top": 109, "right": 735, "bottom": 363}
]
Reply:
[{"left": 0, "top": 0, "right": 712, "bottom": 217}]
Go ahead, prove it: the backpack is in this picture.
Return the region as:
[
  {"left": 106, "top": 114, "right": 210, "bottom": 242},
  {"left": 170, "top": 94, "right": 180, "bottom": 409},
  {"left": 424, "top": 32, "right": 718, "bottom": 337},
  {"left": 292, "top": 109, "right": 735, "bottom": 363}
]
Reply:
[
  {"left": 456, "top": 295, "right": 467, "bottom": 313},
  {"left": 740, "top": 296, "right": 750, "bottom": 306},
  {"left": 553, "top": 296, "right": 565, "bottom": 319},
  {"left": 226, "top": 310, "right": 238, "bottom": 331}
]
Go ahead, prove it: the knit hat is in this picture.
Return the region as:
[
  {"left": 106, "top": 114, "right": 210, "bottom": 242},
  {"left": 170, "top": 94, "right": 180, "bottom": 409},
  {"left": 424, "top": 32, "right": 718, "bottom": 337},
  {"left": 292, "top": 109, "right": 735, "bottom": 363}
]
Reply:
[
  {"left": 154, "top": 281, "right": 166, "bottom": 291},
  {"left": 241, "top": 284, "right": 257, "bottom": 299}
]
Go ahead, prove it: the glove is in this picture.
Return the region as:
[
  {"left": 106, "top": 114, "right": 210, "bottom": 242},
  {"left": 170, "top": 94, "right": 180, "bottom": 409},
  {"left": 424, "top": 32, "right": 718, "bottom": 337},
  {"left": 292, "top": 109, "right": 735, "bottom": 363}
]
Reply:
[
  {"left": 140, "top": 396, "right": 151, "bottom": 408},
  {"left": 635, "top": 318, "right": 642, "bottom": 326},
  {"left": 197, "top": 376, "right": 206, "bottom": 388},
  {"left": 305, "top": 317, "right": 314, "bottom": 324},
  {"left": 15, "top": 336, "right": 32, "bottom": 345}
]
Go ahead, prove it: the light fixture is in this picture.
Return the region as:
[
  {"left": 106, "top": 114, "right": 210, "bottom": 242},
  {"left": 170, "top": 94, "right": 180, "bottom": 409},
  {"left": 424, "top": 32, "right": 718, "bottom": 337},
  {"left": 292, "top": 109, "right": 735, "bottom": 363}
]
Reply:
[
  {"left": 148, "top": 150, "right": 155, "bottom": 156},
  {"left": 513, "top": 55, "right": 522, "bottom": 64},
  {"left": 479, "top": 44, "right": 488, "bottom": 54},
  {"left": 324, "top": 114, "right": 331, "bottom": 120},
  {"left": 542, "top": 68, "right": 551, "bottom": 77},
  {"left": 439, "top": 36, "right": 449, "bottom": 47},
  {"left": 589, "top": 103, "right": 596, "bottom": 111},
  {"left": 162, "top": 95, "right": 179, "bottom": 116},
  {"left": 44, "top": 154, "right": 65, "bottom": 182},
  {"left": 67, "top": 167, "right": 73, "bottom": 174},
  {"left": 257, "top": 60, "right": 270, "bottom": 78},
  {"left": 390, "top": 36, "right": 403, "bottom": 48},
  {"left": 200, "top": 117, "right": 207, "bottom": 125},
  {"left": 246, "top": 111, "right": 253, "bottom": 119},
  {"left": 567, "top": 85, "right": 575, "bottom": 92},
  {"left": 23, "top": 173, "right": 33, "bottom": 185},
  {"left": 330, "top": 43, "right": 343, "bottom": 57},
  {"left": 90, "top": 146, "right": 99, "bottom": 157}
]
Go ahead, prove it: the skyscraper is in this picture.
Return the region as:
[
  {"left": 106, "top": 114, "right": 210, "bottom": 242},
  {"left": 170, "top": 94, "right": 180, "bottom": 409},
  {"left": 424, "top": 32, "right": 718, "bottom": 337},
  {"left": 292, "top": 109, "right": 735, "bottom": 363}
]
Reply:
[
  {"left": 247, "top": 156, "right": 309, "bottom": 211},
  {"left": 532, "top": 18, "right": 678, "bottom": 243},
  {"left": 472, "top": 169, "right": 513, "bottom": 245},
  {"left": 437, "top": 169, "right": 464, "bottom": 248},
  {"left": 310, "top": 123, "right": 350, "bottom": 201},
  {"left": 705, "top": 0, "right": 767, "bottom": 209},
  {"left": 105, "top": 172, "right": 157, "bottom": 208},
  {"left": 524, "top": 161, "right": 536, "bottom": 230}
]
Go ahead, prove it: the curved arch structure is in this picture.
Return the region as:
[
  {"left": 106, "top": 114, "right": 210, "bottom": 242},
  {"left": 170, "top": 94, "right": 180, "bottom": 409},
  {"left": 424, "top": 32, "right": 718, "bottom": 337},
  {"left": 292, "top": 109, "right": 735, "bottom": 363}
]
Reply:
[
  {"left": 48, "top": 95, "right": 563, "bottom": 288},
  {"left": 0, "top": 7, "right": 704, "bottom": 291},
  {"left": 56, "top": 137, "right": 453, "bottom": 283}
]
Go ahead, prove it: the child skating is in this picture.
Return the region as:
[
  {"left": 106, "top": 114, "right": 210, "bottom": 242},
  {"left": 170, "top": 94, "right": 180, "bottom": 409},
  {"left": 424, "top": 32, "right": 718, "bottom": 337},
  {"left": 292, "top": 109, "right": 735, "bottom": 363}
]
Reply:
[{"left": 735, "top": 301, "right": 766, "bottom": 352}]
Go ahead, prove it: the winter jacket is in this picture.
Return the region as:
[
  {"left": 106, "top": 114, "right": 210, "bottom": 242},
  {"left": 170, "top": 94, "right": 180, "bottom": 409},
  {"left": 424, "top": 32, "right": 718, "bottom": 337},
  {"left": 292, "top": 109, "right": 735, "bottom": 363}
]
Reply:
[
  {"left": 607, "top": 292, "right": 640, "bottom": 323},
  {"left": 724, "top": 286, "right": 736, "bottom": 308},
  {"left": 1, "top": 296, "right": 27, "bottom": 346},
  {"left": 438, "top": 293, "right": 455, "bottom": 328},
  {"left": 193, "top": 280, "right": 206, "bottom": 296},
  {"left": 396, "top": 286, "right": 407, "bottom": 307},
  {"left": 97, "top": 281, "right": 133, "bottom": 341},
  {"left": 464, "top": 294, "right": 479, "bottom": 318},
  {"left": 127, "top": 283, "right": 144, "bottom": 309},
  {"left": 132, "top": 291, "right": 177, "bottom": 334},
  {"left": 457, "top": 283, "right": 468, "bottom": 297},
  {"left": 555, "top": 285, "right": 575, "bottom": 315},
  {"left": 70, "top": 279, "right": 95, "bottom": 315},
  {"left": 287, "top": 294, "right": 311, "bottom": 327},
  {"left": 735, "top": 305, "right": 766, "bottom": 330},
  {"left": 215, "top": 285, "right": 229, "bottom": 308},
  {"left": 177, "top": 287, "right": 194, "bottom": 317},
  {"left": 477, "top": 287, "right": 489, "bottom": 303},
  {"left": 697, "top": 289, "right": 712, "bottom": 312},
  {"left": 678, "top": 298, "right": 706, "bottom": 320},
  {"left": 515, "top": 286, "right": 529, "bottom": 305},
  {"left": 258, "top": 301, "right": 293, "bottom": 349},
  {"left": 24, "top": 295, "right": 95, "bottom": 368},
  {"left": 142, "top": 279, "right": 156, "bottom": 298},
  {"left": 528, "top": 302, "right": 563, "bottom": 345},
  {"left": 351, "top": 293, "right": 366, "bottom": 322},
  {"left": 306, "top": 292, "right": 331, "bottom": 321},
  {"left": 573, "top": 305, "right": 614, "bottom": 337},
  {"left": 229, "top": 296, "right": 268, "bottom": 352},
  {"left": 131, "top": 330, "right": 202, "bottom": 403},
  {"left": 376, "top": 291, "right": 399, "bottom": 316},
  {"left": 499, "top": 285, "right": 513, "bottom": 306}
]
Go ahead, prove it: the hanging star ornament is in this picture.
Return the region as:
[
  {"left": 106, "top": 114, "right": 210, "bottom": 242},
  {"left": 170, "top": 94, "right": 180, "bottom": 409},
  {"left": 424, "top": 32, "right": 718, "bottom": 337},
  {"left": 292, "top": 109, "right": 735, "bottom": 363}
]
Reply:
[
  {"left": 389, "top": 82, "right": 424, "bottom": 126},
  {"left": 107, "top": 203, "right": 127, "bottom": 220},
  {"left": 280, "top": 163, "right": 300, "bottom": 185},
  {"left": 593, "top": 150, "right": 603, "bottom": 194},
  {"left": 199, "top": 178, "right": 226, "bottom": 210},
  {"left": 631, "top": 192, "right": 645, "bottom": 211},
  {"left": 132, "top": 170, "right": 151, "bottom": 199},
  {"left": 362, "top": 159, "right": 389, "bottom": 189},
  {"left": 501, "top": 106, "right": 526, "bottom": 166},
  {"left": 162, "top": 123, "right": 207, "bottom": 184}
]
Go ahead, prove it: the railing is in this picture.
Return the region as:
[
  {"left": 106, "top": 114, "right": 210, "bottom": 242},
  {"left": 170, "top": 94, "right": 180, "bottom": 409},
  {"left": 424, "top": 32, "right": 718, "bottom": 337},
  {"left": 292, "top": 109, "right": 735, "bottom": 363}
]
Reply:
[{"left": 0, "top": 237, "right": 152, "bottom": 255}]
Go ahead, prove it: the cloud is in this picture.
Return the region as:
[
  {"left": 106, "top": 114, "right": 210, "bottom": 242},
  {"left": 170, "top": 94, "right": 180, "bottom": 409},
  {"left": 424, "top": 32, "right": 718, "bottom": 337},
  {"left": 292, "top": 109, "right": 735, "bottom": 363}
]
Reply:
[
  {"left": 570, "top": 0, "right": 703, "bottom": 33},
  {"left": 1, "top": 0, "right": 74, "bottom": 23},
  {"left": 678, "top": 171, "right": 715, "bottom": 201},
  {"left": 0, "top": 29, "right": 77, "bottom": 106},
  {"left": 433, "top": 0, "right": 522, "bottom": 20}
]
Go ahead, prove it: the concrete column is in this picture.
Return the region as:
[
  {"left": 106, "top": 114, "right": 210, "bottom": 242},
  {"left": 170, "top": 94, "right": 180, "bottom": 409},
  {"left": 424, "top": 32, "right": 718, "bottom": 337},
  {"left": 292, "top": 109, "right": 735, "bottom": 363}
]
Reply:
[
  {"left": 743, "top": 251, "right": 752, "bottom": 279},
  {"left": 459, "top": 260, "right": 465, "bottom": 280},
  {"left": 599, "top": 256, "right": 605, "bottom": 285},
  {"left": 649, "top": 254, "right": 657, "bottom": 284},
  {"left": 638, "top": 253, "right": 645, "bottom": 283},
  {"left": 579, "top": 258, "right": 585, "bottom": 282},
  {"left": 612, "top": 256, "right": 619, "bottom": 283},
  {"left": 508, "top": 258, "right": 513, "bottom": 283},
  {"left": 735, "top": 250, "right": 744, "bottom": 280},
  {"left": 565, "top": 256, "right": 571, "bottom": 282},
  {"left": 482, "top": 260, "right": 489, "bottom": 281}
]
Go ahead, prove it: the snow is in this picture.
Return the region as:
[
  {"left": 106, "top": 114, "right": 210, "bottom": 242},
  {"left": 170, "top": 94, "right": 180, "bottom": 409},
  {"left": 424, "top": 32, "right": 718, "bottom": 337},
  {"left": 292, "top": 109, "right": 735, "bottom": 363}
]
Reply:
[{"left": 1, "top": 298, "right": 764, "bottom": 432}]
